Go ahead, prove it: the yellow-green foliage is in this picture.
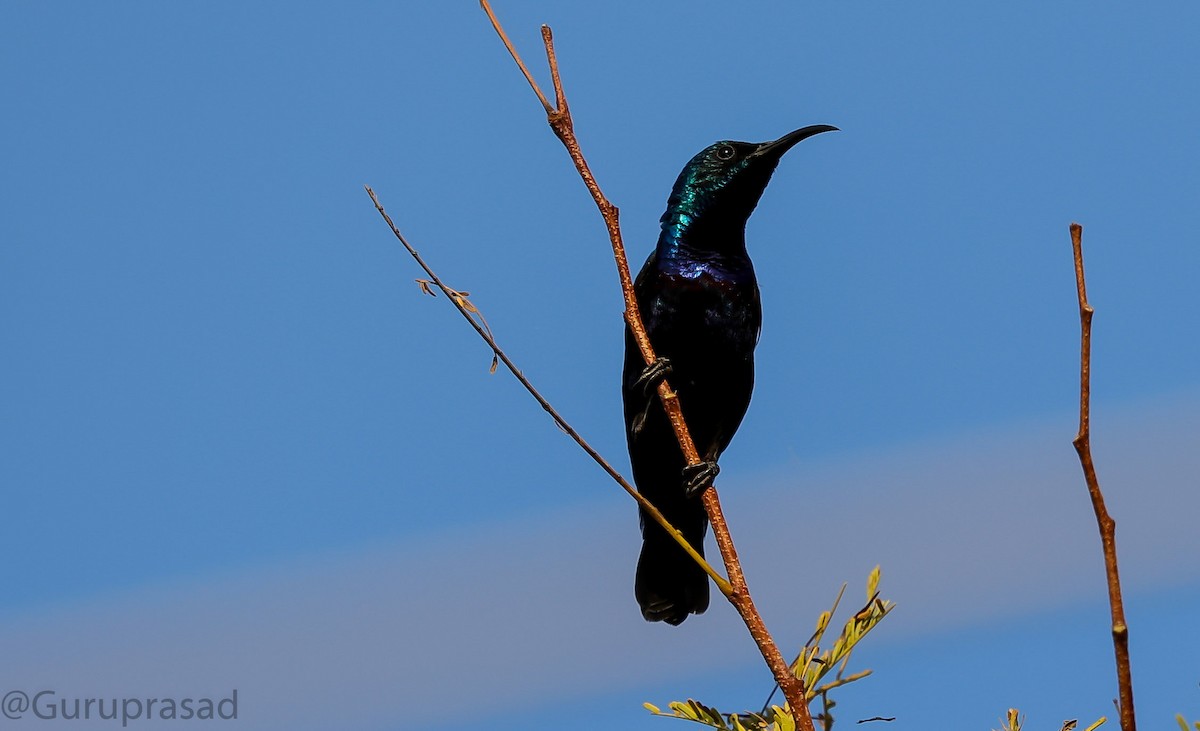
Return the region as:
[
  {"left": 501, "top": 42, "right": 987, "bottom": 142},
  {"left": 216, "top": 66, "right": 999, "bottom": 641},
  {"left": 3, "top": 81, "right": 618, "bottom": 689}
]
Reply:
[
  {"left": 995, "top": 710, "right": 1105, "bottom": 731},
  {"left": 646, "top": 567, "right": 893, "bottom": 731}
]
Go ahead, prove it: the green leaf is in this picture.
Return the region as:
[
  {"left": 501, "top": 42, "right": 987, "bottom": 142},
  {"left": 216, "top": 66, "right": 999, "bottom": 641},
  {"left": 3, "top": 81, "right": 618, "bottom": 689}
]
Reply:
[{"left": 772, "top": 705, "right": 796, "bottom": 731}]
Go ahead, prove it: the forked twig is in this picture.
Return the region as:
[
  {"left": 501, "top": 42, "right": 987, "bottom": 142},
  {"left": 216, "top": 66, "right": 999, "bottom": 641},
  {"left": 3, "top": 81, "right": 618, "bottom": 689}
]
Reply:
[
  {"left": 479, "top": 3, "right": 814, "bottom": 729},
  {"left": 364, "top": 185, "right": 726, "bottom": 591},
  {"left": 1070, "top": 222, "right": 1136, "bottom": 731}
]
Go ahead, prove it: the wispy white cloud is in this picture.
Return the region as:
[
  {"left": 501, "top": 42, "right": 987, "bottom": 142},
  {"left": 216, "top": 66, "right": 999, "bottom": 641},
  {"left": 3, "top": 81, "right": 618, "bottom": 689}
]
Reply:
[
  {"left": 731, "top": 388, "right": 1200, "bottom": 645},
  {"left": 2, "top": 390, "right": 1196, "bottom": 730}
]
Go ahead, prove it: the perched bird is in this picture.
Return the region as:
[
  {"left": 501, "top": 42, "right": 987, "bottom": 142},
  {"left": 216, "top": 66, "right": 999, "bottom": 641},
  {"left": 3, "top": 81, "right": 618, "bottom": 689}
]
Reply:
[{"left": 623, "top": 125, "right": 837, "bottom": 625}]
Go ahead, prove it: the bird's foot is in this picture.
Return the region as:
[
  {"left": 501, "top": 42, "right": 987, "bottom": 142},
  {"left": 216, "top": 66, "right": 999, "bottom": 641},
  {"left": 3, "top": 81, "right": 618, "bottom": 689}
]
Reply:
[
  {"left": 633, "top": 357, "right": 673, "bottom": 397},
  {"left": 682, "top": 460, "right": 720, "bottom": 498}
]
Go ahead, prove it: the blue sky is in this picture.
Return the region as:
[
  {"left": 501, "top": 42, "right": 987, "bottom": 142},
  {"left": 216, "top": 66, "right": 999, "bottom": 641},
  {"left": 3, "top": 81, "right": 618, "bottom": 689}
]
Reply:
[{"left": 3, "top": 2, "right": 1198, "bottom": 730}]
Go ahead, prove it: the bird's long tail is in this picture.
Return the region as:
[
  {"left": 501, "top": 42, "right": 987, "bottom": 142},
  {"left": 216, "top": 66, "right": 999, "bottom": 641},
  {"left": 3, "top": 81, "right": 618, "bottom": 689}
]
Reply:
[{"left": 635, "top": 510, "right": 710, "bottom": 625}]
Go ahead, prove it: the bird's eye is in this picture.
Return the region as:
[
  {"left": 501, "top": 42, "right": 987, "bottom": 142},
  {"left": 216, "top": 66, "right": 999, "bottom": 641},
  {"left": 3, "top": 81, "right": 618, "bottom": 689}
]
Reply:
[{"left": 715, "top": 144, "right": 736, "bottom": 161}]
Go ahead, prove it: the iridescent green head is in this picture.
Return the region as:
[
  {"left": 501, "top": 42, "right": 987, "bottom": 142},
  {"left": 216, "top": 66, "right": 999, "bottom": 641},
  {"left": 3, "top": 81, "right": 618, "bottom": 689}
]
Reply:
[{"left": 660, "top": 125, "right": 837, "bottom": 249}]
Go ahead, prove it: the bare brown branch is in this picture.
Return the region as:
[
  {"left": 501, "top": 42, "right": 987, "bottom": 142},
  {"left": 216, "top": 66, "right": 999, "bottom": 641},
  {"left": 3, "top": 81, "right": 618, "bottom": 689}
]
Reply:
[
  {"left": 1070, "top": 222, "right": 1136, "bottom": 731},
  {"left": 477, "top": 3, "right": 814, "bottom": 729},
  {"left": 365, "top": 185, "right": 726, "bottom": 591}
]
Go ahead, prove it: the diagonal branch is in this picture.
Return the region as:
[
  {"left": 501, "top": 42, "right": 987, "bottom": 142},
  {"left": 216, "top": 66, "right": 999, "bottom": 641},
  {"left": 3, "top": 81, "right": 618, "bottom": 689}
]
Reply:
[
  {"left": 364, "top": 185, "right": 727, "bottom": 592},
  {"left": 480, "top": 3, "right": 814, "bottom": 730},
  {"left": 1070, "top": 222, "right": 1136, "bottom": 731}
]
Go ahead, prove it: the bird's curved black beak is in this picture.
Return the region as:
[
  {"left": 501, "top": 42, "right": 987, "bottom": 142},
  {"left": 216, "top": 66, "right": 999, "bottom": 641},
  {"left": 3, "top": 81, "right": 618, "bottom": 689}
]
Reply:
[{"left": 751, "top": 124, "right": 839, "bottom": 161}]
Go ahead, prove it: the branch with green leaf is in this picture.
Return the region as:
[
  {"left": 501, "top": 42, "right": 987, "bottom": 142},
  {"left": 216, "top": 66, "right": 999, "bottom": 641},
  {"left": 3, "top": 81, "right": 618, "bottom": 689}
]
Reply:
[{"left": 646, "top": 567, "right": 893, "bottom": 731}]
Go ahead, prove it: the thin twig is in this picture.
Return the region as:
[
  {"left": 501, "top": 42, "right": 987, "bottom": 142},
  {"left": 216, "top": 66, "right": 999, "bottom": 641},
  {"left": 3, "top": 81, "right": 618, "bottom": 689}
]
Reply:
[
  {"left": 480, "top": 1, "right": 552, "bottom": 113},
  {"left": 1070, "top": 222, "right": 1136, "bottom": 731},
  {"left": 476, "top": 4, "right": 815, "bottom": 730},
  {"left": 364, "top": 185, "right": 727, "bottom": 592}
]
